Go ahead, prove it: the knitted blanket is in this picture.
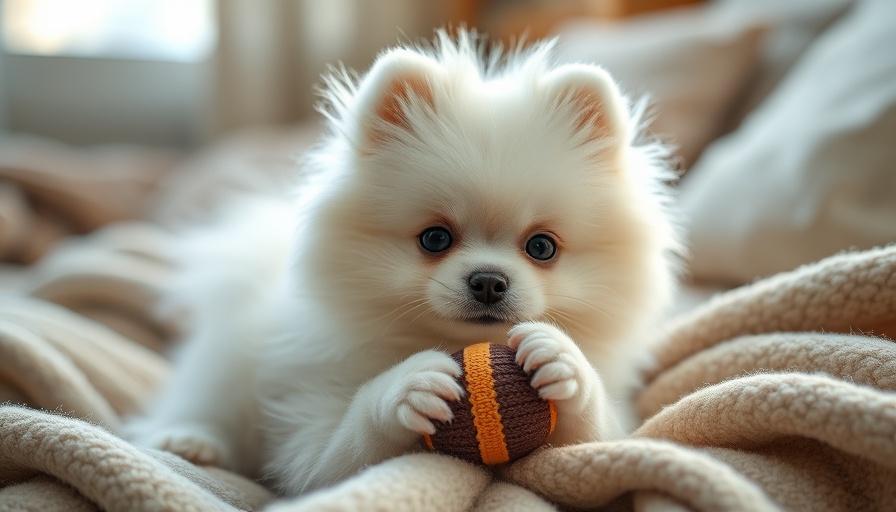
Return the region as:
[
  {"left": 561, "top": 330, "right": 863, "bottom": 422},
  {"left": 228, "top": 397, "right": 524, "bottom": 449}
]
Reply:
[{"left": 1, "top": 138, "right": 895, "bottom": 511}]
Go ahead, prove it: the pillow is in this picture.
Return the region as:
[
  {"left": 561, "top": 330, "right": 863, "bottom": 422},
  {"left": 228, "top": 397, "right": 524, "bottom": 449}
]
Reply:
[
  {"left": 679, "top": 0, "right": 896, "bottom": 285},
  {"left": 715, "top": 0, "right": 854, "bottom": 131},
  {"left": 555, "top": 6, "right": 767, "bottom": 167}
]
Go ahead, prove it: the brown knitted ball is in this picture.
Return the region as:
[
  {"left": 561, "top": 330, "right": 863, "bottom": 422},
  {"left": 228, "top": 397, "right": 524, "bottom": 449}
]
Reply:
[{"left": 423, "top": 342, "right": 556, "bottom": 465}]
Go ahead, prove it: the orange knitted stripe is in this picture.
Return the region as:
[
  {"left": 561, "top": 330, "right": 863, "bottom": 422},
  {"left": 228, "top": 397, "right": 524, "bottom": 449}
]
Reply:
[
  {"left": 548, "top": 400, "right": 557, "bottom": 434},
  {"left": 422, "top": 432, "right": 435, "bottom": 451},
  {"left": 464, "top": 343, "right": 510, "bottom": 465}
]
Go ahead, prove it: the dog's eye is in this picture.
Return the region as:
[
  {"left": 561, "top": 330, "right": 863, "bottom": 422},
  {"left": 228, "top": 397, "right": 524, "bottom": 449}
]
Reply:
[
  {"left": 419, "top": 227, "right": 452, "bottom": 253},
  {"left": 525, "top": 234, "right": 556, "bottom": 261}
]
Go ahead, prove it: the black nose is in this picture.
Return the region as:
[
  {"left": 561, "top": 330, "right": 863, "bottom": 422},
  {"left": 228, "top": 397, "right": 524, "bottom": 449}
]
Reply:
[{"left": 468, "top": 272, "right": 508, "bottom": 305}]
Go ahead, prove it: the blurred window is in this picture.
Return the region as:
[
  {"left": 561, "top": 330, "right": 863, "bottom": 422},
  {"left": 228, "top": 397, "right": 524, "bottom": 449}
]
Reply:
[{"left": 2, "top": 0, "right": 216, "bottom": 62}]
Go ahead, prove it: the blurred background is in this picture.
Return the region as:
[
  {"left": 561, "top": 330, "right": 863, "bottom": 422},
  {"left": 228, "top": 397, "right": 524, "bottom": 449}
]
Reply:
[
  {"left": 0, "top": 0, "right": 711, "bottom": 148},
  {"left": 0, "top": 0, "right": 893, "bottom": 301}
]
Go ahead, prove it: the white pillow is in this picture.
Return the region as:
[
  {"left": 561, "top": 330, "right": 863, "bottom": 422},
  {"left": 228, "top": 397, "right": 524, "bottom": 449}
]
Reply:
[
  {"left": 679, "top": 0, "right": 896, "bottom": 284},
  {"left": 555, "top": 6, "right": 767, "bottom": 167},
  {"left": 717, "top": 0, "right": 854, "bottom": 130}
]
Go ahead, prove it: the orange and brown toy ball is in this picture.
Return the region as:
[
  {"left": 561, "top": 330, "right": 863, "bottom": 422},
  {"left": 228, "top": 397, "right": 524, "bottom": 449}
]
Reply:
[{"left": 423, "top": 342, "right": 557, "bottom": 465}]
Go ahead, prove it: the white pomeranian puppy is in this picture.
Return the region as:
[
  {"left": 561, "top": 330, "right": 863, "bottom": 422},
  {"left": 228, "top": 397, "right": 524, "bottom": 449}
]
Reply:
[{"left": 127, "top": 30, "right": 681, "bottom": 494}]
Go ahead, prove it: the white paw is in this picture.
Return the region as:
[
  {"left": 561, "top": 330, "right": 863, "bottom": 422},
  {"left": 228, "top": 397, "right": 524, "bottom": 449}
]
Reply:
[
  {"left": 136, "top": 425, "right": 233, "bottom": 468},
  {"left": 381, "top": 350, "right": 465, "bottom": 436},
  {"left": 508, "top": 322, "right": 586, "bottom": 402}
]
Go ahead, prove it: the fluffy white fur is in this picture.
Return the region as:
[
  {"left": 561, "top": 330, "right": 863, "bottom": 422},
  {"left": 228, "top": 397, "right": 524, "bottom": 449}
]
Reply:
[{"left": 126, "top": 30, "right": 682, "bottom": 495}]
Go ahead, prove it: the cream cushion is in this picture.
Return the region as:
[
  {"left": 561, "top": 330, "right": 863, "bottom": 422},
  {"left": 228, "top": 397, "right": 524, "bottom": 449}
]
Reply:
[
  {"left": 679, "top": 0, "right": 896, "bottom": 284},
  {"left": 717, "top": 0, "right": 854, "bottom": 128}
]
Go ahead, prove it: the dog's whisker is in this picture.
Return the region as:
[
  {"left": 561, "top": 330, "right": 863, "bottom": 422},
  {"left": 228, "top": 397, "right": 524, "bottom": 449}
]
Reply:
[
  {"left": 543, "top": 294, "right": 615, "bottom": 319},
  {"left": 409, "top": 270, "right": 463, "bottom": 295},
  {"left": 381, "top": 298, "right": 433, "bottom": 333},
  {"left": 371, "top": 298, "right": 430, "bottom": 323},
  {"left": 409, "top": 307, "right": 433, "bottom": 326}
]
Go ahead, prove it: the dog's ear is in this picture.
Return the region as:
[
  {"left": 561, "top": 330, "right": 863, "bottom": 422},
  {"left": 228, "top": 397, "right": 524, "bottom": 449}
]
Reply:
[
  {"left": 541, "top": 64, "right": 631, "bottom": 147},
  {"left": 355, "top": 49, "right": 441, "bottom": 150}
]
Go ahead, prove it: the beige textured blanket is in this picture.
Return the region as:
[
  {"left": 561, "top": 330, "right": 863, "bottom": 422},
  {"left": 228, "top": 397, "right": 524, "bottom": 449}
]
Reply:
[{"left": 1, "top": 137, "right": 895, "bottom": 511}]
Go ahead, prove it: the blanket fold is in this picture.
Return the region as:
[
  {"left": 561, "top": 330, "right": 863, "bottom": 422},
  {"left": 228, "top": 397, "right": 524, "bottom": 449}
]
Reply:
[
  {"left": 0, "top": 136, "right": 179, "bottom": 265},
  {"left": 699, "top": 439, "right": 896, "bottom": 512},
  {"left": 646, "top": 246, "right": 896, "bottom": 385},
  {"left": 1, "top": 475, "right": 102, "bottom": 512},
  {"left": 265, "top": 454, "right": 492, "bottom": 512},
  {"left": 0, "top": 294, "right": 167, "bottom": 422},
  {"left": 500, "top": 441, "right": 779, "bottom": 512},
  {"left": 637, "top": 332, "right": 896, "bottom": 419},
  {"left": 0, "top": 407, "right": 271, "bottom": 512},
  {"left": 636, "top": 373, "right": 896, "bottom": 467}
]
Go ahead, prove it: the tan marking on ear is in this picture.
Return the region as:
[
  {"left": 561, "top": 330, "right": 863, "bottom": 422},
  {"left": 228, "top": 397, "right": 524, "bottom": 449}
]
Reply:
[
  {"left": 376, "top": 76, "right": 434, "bottom": 128},
  {"left": 568, "top": 89, "right": 611, "bottom": 142},
  {"left": 542, "top": 64, "right": 628, "bottom": 158},
  {"left": 367, "top": 76, "right": 433, "bottom": 150}
]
